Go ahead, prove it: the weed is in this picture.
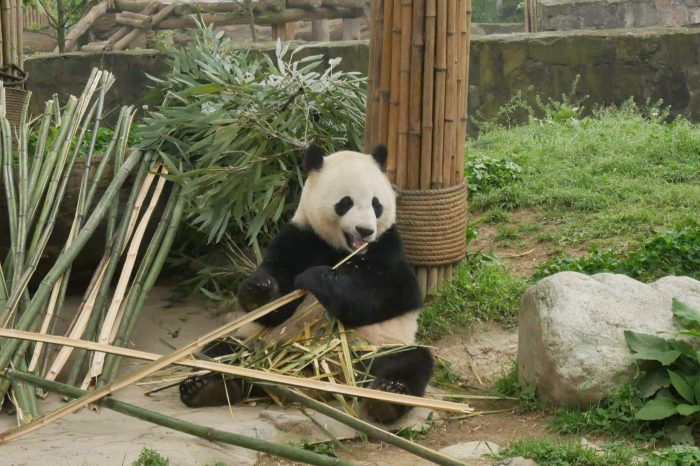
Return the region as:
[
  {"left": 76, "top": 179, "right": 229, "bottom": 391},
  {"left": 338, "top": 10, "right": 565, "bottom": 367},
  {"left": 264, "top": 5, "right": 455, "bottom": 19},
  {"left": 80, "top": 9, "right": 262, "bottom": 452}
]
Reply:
[
  {"left": 417, "top": 255, "right": 528, "bottom": 342},
  {"left": 497, "top": 438, "right": 640, "bottom": 466},
  {"left": 492, "top": 363, "right": 541, "bottom": 411},
  {"left": 483, "top": 207, "right": 511, "bottom": 223},
  {"left": 300, "top": 441, "right": 338, "bottom": 458},
  {"left": 465, "top": 155, "right": 522, "bottom": 195},
  {"left": 131, "top": 448, "right": 170, "bottom": 466},
  {"left": 646, "top": 445, "right": 700, "bottom": 466},
  {"left": 534, "top": 223, "right": 700, "bottom": 281}
]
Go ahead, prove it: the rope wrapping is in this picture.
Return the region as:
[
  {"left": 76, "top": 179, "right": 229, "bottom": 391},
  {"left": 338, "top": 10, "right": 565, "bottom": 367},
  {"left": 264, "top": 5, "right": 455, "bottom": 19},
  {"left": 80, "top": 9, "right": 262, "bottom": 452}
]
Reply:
[{"left": 396, "top": 181, "right": 468, "bottom": 266}]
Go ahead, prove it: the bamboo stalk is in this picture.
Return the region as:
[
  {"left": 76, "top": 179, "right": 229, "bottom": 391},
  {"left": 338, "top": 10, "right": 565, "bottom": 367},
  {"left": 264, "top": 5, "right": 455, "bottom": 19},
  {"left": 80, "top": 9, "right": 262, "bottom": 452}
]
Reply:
[
  {"left": 3, "top": 370, "right": 355, "bottom": 466},
  {"left": 0, "top": 151, "right": 143, "bottom": 380},
  {"left": 101, "top": 186, "right": 185, "bottom": 385},
  {"left": 395, "top": 0, "right": 412, "bottom": 188},
  {"left": 363, "top": 0, "right": 382, "bottom": 151},
  {"left": 1, "top": 0, "right": 10, "bottom": 66},
  {"left": 377, "top": 0, "right": 393, "bottom": 149},
  {"left": 268, "top": 386, "right": 468, "bottom": 466},
  {"left": 431, "top": 0, "right": 447, "bottom": 190},
  {"left": 385, "top": 0, "right": 401, "bottom": 182},
  {"left": 456, "top": 0, "right": 471, "bottom": 185},
  {"left": 0, "top": 328, "right": 475, "bottom": 417},
  {"left": 442, "top": 0, "right": 458, "bottom": 187},
  {"left": 407, "top": 0, "right": 425, "bottom": 191}
]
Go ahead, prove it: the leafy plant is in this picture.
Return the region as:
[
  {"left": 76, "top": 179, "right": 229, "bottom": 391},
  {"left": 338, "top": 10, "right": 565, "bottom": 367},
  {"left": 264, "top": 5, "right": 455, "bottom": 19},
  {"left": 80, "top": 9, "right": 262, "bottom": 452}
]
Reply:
[
  {"left": 492, "top": 363, "right": 540, "bottom": 411},
  {"left": 138, "top": 21, "right": 366, "bottom": 249},
  {"left": 465, "top": 155, "right": 522, "bottom": 195},
  {"left": 132, "top": 448, "right": 170, "bottom": 466},
  {"left": 496, "top": 438, "right": 640, "bottom": 466},
  {"left": 646, "top": 445, "right": 700, "bottom": 466},
  {"left": 620, "top": 300, "right": 700, "bottom": 441},
  {"left": 534, "top": 223, "right": 700, "bottom": 281}
]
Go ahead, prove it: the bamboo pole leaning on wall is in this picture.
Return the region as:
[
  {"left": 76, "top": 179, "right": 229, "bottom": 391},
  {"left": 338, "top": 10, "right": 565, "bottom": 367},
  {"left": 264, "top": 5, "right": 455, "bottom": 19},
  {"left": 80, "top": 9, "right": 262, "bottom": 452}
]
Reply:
[{"left": 365, "top": 0, "right": 472, "bottom": 298}]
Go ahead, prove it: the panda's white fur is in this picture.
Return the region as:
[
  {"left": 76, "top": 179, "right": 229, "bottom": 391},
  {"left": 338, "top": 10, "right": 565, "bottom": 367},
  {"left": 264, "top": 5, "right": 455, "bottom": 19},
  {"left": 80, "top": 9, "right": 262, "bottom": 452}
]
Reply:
[
  {"left": 239, "top": 149, "right": 418, "bottom": 347},
  {"left": 291, "top": 150, "right": 396, "bottom": 253}
]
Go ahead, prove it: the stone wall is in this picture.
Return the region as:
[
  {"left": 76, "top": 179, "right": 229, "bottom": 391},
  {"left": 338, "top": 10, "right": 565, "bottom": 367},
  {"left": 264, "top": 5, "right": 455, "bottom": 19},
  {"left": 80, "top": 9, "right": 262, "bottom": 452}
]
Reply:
[
  {"left": 25, "top": 27, "right": 700, "bottom": 132},
  {"left": 537, "top": 0, "right": 700, "bottom": 31}
]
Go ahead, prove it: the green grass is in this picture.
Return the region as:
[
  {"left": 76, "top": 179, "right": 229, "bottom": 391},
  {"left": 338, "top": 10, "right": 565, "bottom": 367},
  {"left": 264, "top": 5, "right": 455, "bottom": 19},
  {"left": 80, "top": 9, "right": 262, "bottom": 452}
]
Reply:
[
  {"left": 132, "top": 449, "right": 170, "bottom": 466},
  {"left": 492, "top": 363, "right": 541, "bottom": 411},
  {"left": 417, "top": 255, "right": 528, "bottom": 342},
  {"left": 468, "top": 102, "right": 700, "bottom": 252}
]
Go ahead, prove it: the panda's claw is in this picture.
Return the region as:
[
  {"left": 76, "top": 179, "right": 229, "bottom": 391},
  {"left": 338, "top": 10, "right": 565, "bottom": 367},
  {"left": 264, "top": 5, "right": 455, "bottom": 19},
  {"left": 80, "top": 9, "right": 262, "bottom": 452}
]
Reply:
[
  {"left": 362, "top": 378, "right": 411, "bottom": 424},
  {"left": 179, "top": 374, "right": 243, "bottom": 407}
]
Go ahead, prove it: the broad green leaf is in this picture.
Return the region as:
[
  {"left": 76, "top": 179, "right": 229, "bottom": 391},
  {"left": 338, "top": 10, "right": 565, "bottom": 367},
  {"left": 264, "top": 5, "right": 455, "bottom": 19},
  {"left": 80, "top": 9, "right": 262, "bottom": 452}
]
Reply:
[
  {"left": 676, "top": 404, "right": 700, "bottom": 416},
  {"left": 673, "top": 299, "right": 700, "bottom": 330},
  {"left": 669, "top": 370, "right": 695, "bottom": 403},
  {"left": 635, "top": 397, "right": 678, "bottom": 420},
  {"left": 637, "top": 368, "right": 670, "bottom": 398},
  {"left": 624, "top": 330, "right": 671, "bottom": 354},
  {"left": 629, "top": 350, "right": 681, "bottom": 366}
]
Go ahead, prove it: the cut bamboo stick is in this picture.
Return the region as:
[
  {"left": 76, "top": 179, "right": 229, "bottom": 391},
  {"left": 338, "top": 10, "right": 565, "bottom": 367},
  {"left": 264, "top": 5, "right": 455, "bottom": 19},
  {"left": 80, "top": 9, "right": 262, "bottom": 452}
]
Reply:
[
  {"left": 377, "top": 0, "right": 393, "bottom": 149},
  {"left": 430, "top": 0, "right": 447, "bottom": 190},
  {"left": 0, "top": 328, "right": 475, "bottom": 416},
  {"left": 363, "top": 0, "right": 382, "bottom": 151},
  {"left": 420, "top": 0, "right": 436, "bottom": 191},
  {"left": 407, "top": 0, "right": 425, "bottom": 191},
  {"left": 442, "top": 0, "right": 458, "bottom": 186}
]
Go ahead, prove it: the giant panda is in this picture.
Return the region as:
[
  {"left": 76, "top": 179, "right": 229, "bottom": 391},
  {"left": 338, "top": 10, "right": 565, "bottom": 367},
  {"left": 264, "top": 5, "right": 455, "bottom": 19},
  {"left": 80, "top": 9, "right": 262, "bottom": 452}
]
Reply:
[{"left": 178, "top": 143, "right": 434, "bottom": 424}]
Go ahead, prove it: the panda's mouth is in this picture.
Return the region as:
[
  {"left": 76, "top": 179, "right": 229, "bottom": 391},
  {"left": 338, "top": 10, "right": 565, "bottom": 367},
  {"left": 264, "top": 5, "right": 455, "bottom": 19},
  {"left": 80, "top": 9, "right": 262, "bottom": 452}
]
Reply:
[{"left": 344, "top": 233, "right": 368, "bottom": 253}]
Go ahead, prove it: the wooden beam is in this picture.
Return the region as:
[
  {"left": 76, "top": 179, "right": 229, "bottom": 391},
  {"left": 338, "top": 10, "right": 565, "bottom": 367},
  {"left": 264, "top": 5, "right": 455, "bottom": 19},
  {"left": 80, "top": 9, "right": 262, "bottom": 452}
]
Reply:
[{"left": 61, "top": 0, "right": 115, "bottom": 52}]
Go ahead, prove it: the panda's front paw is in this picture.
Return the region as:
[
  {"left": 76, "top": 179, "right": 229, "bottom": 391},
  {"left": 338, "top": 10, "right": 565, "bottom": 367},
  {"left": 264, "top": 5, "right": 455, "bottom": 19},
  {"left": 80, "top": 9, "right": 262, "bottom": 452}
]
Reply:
[
  {"left": 238, "top": 272, "right": 279, "bottom": 312},
  {"left": 294, "top": 266, "right": 333, "bottom": 292}
]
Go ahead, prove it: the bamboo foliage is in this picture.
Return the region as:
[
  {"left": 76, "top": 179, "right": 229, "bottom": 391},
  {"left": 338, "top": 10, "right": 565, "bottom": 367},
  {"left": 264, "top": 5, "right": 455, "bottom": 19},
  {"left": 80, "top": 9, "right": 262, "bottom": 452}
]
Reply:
[{"left": 365, "top": 0, "right": 472, "bottom": 297}]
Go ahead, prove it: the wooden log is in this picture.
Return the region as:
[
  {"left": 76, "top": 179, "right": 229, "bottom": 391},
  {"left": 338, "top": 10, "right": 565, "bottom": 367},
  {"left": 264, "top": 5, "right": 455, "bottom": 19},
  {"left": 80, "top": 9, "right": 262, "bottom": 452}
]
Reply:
[
  {"left": 395, "top": 1, "right": 412, "bottom": 188},
  {"left": 113, "top": 2, "right": 175, "bottom": 50},
  {"left": 342, "top": 16, "right": 362, "bottom": 40},
  {"left": 321, "top": 0, "right": 365, "bottom": 8},
  {"left": 115, "top": 14, "right": 151, "bottom": 29},
  {"left": 157, "top": 7, "right": 362, "bottom": 29},
  {"left": 119, "top": 11, "right": 150, "bottom": 20},
  {"left": 288, "top": 0, "right": 323, "bottom": 8},
  {"left": 117, "top": 0, "right": 283, "bottom": 13},
  {"left": 311, "top": 19, "right": 330, "bottom": 41},
  {"left": 106, "top": 0, "right": 159, "bottom": 49},
  {"left": 62, "top": 0, "right": 114, "bottom": 52},
  {"left": 81, "top": 41, "right": 110, "bottom": 53}
]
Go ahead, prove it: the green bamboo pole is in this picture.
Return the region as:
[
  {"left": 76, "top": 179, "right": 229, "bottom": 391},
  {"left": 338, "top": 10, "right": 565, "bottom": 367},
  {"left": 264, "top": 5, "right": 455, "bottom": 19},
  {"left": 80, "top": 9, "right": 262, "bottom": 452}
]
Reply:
[
  {"left": 2, "top": 369, "right": 355, "bottom": 466},
  {"left": 26, "top": 100, "right": 55, "bottom": 229},
  {"left": 267, "top": 386, "right": 467, "bottom": 466},
  {"left": 101, "top": 185, "right": 185, "bottom": 385},
  {"left": 0, "top": 151, "right": 143, "bottom": 381}
]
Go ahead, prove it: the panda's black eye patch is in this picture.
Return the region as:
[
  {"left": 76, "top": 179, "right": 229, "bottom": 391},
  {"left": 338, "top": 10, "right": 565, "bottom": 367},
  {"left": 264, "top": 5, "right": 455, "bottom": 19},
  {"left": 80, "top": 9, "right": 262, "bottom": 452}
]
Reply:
[
  {"left": 335, "top": 196, "right": 354, "bottom": 216},
  {"left": 372, "top": 197, "right": 383, "bottom": 218}
]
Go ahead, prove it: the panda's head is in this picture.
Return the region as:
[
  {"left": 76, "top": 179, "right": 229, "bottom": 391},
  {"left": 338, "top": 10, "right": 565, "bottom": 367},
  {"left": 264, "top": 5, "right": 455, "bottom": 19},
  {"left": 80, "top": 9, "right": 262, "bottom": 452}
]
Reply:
[{"left": 291, "top": 144, "right": 395, "bottom": 253}]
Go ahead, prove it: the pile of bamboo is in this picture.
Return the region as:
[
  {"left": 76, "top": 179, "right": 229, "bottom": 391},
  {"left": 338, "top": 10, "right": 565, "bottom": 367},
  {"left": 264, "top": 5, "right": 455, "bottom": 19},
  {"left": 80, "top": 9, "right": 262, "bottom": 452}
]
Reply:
[
  {"left": 0, "top": 0, "right": 23, "bottom": 69},
  {"left": 364, "top": 0, "right": 472, "bottom": 296}
]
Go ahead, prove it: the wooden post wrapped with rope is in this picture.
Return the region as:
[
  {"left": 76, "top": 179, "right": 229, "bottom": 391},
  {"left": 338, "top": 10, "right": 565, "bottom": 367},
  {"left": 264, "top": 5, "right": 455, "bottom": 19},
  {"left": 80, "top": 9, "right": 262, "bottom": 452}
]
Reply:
[{"left": 365, "top": 0, "right": 472, "bottom": 298}]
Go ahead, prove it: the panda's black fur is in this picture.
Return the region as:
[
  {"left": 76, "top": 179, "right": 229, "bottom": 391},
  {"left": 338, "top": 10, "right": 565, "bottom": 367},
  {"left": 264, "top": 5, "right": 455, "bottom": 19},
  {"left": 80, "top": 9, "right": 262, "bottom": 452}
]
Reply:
[{"left": 179, "top": 144, "right": 434, "bottom": 424}]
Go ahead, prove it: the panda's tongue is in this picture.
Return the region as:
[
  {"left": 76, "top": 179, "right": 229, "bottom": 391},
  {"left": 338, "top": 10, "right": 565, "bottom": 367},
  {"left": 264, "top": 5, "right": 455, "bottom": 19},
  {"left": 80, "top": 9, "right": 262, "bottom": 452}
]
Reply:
[{"left": 351, "top": 237, "right": 367, "bottom": 250}]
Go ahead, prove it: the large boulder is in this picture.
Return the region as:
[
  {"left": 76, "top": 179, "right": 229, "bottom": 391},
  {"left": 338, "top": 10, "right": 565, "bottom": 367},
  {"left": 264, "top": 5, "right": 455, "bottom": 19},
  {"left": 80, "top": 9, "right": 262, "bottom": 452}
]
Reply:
[{"left": 517, "top": 272, "right": 700, "bottom": 406}]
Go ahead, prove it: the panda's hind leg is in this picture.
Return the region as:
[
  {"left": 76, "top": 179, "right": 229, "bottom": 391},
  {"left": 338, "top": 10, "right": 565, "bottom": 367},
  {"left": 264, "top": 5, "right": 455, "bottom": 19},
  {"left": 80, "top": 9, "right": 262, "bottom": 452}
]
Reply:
[
  {"left": 361, "top": 346, "right": 434, "bottom": 424},
  {"left": 179, "top": 339, "right": 244, "bottom": 408}
]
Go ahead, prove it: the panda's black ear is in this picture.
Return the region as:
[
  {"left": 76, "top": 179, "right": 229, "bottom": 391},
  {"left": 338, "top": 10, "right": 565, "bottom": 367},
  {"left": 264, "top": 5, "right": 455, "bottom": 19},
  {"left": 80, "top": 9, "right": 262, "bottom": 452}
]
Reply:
[
  {"left": 302, "top": 143, "right": 325, "bottom": 173},
  {"left": 371, "top": 145, "right": 388, "bottom": 171}
]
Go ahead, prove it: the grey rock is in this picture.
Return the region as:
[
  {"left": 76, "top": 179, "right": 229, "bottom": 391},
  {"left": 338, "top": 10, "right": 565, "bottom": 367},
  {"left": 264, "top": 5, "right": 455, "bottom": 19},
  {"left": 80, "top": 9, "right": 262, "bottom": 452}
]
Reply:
[
  {"left": 495, "top": 457, "right": 539, "bottom": 466},
  {"left": 518, "top": 272, "right": 700, "bottom": 406},
  {"left": 438, "top": 441, "right": 501, "bottom": 461}
]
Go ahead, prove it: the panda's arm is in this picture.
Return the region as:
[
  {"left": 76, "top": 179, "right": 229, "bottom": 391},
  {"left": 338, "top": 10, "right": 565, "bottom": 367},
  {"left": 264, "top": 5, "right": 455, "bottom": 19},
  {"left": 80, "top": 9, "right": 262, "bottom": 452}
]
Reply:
[
  {"left": 238, "top": 224, "right": 334, "bottom": 327},
  {"left": 294, "top": 262, "right": 422, "bottom": 328}
]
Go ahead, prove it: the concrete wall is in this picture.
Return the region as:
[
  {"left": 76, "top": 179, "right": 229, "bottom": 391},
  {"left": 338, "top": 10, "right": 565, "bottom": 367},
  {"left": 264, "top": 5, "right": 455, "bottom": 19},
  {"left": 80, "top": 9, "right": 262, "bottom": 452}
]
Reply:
[
  {"left": 538, "top": 0, "right": 700, "bottom": 31},
  {"left": 25, "top": 27, "right": 700, "bottom": 132}
]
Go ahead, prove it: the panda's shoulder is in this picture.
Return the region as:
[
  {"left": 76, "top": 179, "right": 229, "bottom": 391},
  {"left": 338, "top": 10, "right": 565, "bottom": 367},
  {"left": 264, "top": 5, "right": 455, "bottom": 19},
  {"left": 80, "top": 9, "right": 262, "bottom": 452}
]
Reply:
[{"left": 267, "top": 223, "right": 336, "bottom": 257}]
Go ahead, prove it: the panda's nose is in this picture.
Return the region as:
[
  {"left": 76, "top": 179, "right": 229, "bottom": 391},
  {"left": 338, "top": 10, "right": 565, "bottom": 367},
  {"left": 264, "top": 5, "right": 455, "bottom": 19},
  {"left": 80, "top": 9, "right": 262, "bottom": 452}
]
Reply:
[{"left": 356, "top": 226, "right": 374, "bottom": 238}]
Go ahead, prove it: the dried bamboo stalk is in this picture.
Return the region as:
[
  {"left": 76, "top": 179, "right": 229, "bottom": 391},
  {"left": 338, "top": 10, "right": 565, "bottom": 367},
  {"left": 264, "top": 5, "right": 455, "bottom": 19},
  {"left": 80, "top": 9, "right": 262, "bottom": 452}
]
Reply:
[
  {"left": 377, "top": 0, "right": 393, "bottom": 149},
  {"left": 420, "top": 0, "right": 436, "bottom": 190},
  {"left": 363, "top": 0, "right": 382, "bottom": 151},
  {"left": 90, "top": 169, "right": 166, "bottom": 378},
  {"left": 407, "top": 0, "right": 425, "bottom": 191},
  {"left": 385, "top": 0, "right": 402, "bottom": 182},
  {"left": 0, "top": 328, "right": 475, "bottom": 416},
  {"left": 395, "top": 0, "right": 412, "bottom": 188},
  {"left": 456, "top": 0, "right": 471, "bottom": 184},
  {"left": 430, "top": 0, "right": 447, "bottom": 189},
  {"left": 0, "top": 0, "right": 10, "bottom": 66},
  {"left": 442, "top": 0, "right": 458, "bottom": 187}
]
